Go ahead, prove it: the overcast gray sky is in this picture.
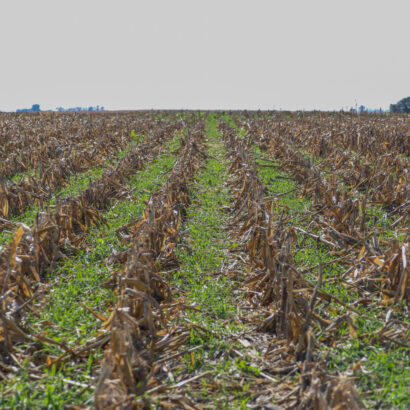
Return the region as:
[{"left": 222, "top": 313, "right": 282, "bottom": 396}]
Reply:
[{"left": 1, "top": 0, "right": 409, "bottom": 111}]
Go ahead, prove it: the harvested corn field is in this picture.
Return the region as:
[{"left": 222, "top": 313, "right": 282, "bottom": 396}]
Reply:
[{"left": 0, "top": 111, "right": 408, "bottom": 409}]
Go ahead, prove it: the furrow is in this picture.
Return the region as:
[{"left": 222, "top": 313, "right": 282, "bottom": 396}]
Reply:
[
  {"left": 221, "top": 121, "right": 365, "bottom": 408},
  {"left": 94, "top": 118, "right": 205, "bottom": 408}
]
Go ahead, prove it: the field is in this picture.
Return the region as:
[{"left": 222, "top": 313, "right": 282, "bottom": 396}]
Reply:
[{"left": 0, "top": 110, "right": 408, "bottom": 409}]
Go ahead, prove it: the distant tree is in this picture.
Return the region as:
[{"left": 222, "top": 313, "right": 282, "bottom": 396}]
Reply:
[{"left": 390, "top": 97, "right": 410, "bottom": 113}]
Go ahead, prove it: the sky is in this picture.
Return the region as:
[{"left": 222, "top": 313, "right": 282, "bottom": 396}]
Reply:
[{"left": 1, "top": 0, "right": 409, "bottom": 111}]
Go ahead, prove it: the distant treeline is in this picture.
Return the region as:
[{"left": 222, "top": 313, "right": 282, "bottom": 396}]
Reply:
[
  {"left": 56, "top": 105, "right": 104, "bottom": 112},
  {"left": 354, "top": 105, "right": 388, "bottom": 113},
  {"left": 16, "top": 104, "right": 41, "bottom": 112},
  {"left": 16, "top": 99, "right": 409, "bottom": 114},
  {"left": 16, "top": 104, "right": 104, "bottom": 112}
]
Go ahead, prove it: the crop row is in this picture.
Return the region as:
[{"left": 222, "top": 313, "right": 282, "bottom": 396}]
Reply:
[
  {"left": 221, "top": 113, "right": 408, "bottom": 407},
  {"left": 0, "top": 111, "right": 163, "bottom": 180},
  {"left": 237, "top": 113, "right": 409, "bottom": 212},
  {"left": 0, "top": 119, "right": 182, "bottom": 363},
  {"left": 0, "top": 113, "right": 180, "bottom": 223},
  {"left": 95, "top": 120, "right": 205, "bottom": 408},
  {"left": 237, "top": 117, "right": 408, "bottom": 303},
  {"left": 221, "top": 122, "right": 364, "bottom": 408}
]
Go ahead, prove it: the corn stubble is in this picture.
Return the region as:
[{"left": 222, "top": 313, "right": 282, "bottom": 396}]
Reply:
[
  {"left": 221, "top": 112, "right": 408, "bottom": 408},
  {"left": 223, "top": 123, "right": 364, "bottom": 409},
  {"left": 0, "top": 115, "right": 181, "bottom": 358},
  {"left": 0, "top": 112, "right": 164, "bottom": 221},
  {"left": 0, "top": 111, "right": 408, "bottom": 409},
  {"left": 95, "top": 123, "right": 205, "bottom": 408}
]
